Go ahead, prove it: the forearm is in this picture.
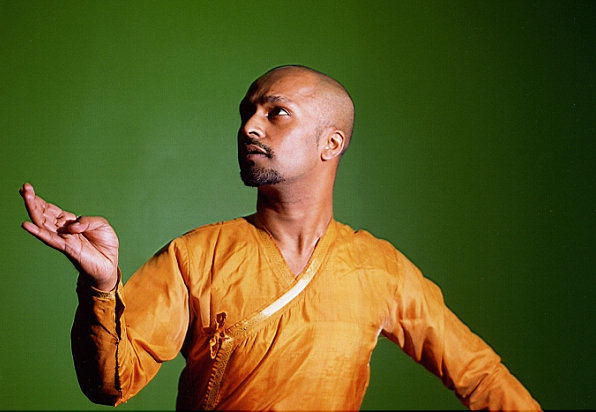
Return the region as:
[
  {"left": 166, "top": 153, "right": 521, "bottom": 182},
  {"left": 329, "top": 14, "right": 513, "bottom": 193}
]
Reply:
[
  {"left": 71, "top": 274, "right": 124, "bottom": 406},
  {"left": 460, "top": 361, "right": 542, "bottom": 411},
  {"left": 438, "top": 307, "right": 542, "bottom": 411},
  {"left": 386, "top": 252, "right": 541, "bottom": 411},
  {"left": 70, "top": 241, "right": 190, "bottom": 407}
]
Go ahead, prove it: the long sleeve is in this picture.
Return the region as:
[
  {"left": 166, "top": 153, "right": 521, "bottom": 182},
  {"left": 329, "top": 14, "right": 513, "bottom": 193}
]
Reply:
[
  {"left": 382, "top": 251, "right": 542, "bottom": 411},
  {"left": 70, "top": 239, "right": 190, "bottom": 406}
]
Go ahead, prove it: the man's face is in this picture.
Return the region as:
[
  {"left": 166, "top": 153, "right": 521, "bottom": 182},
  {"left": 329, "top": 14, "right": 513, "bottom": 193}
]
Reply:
[{"left": 237, "top": 69, "right": 325, "bottom": 187}]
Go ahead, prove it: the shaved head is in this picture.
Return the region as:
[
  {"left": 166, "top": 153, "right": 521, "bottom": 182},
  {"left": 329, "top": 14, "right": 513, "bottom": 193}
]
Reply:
[{"left": 248, "top": 65, "right": 355, "bottom": 154}]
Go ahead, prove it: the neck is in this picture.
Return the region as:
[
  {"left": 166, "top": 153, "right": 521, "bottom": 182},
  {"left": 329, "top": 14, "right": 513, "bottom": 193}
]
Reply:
[{"left": 254, "top": 182, "right": 334, "bottom": 276}]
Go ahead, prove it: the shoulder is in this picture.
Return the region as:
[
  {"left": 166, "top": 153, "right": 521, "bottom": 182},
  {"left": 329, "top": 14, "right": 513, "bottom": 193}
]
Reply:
[
  {"left": 171, "top": 217, "right": 257, "bottom": 253},
  {"left": 181, "top": 217, "right": 253, "bottom": 238},
  {"left": 333, "top": 220, "right": 410, "bottom": 269},
  {"left": 334, "top": 220, "right": 399, "bottom": 254}
]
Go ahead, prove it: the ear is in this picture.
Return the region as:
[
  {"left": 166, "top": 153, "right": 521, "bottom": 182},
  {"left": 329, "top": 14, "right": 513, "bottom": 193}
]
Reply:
[{"left": 321, "top": 130, "right": 345, "bottom": 161}]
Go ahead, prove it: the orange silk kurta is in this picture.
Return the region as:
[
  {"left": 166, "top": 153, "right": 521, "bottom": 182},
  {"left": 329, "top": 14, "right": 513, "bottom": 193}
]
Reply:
[{"left": 71, "top": 217, "right": 541, "bottom": 411}]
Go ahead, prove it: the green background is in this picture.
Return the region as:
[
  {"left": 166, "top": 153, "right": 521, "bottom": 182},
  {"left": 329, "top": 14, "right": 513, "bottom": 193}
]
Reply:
[{"left": 2, "top": 1, "right": 595, "bottom": 410}]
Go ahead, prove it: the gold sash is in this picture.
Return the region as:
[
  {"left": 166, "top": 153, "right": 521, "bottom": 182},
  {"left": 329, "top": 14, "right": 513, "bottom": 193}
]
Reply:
[{"left": 202, "top": 221, "right": 335, "bottom": 410}]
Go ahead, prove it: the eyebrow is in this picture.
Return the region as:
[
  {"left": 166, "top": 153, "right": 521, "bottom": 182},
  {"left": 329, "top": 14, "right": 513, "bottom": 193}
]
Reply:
[
  {"left": 259, "top": 95, "right": 293, "bottom": 105},
  {"left": 239, "top": 94, "right": 295, "bottom": 114}
]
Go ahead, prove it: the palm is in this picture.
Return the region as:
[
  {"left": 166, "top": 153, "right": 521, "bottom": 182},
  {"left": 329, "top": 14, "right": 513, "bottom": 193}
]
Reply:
[{"left": 20, "top": 183, "right": 119, "bottom": 290}]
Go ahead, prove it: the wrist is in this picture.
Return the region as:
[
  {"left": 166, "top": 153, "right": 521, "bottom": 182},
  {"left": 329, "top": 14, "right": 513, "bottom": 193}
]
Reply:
[{"left": 81, "top": 269, "right": 120, "bottom": 294}]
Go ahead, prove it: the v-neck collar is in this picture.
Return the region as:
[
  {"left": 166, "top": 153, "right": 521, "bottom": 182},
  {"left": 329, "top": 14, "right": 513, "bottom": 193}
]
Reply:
[{"left": 252, "top": 216, "right": 337, "bottom": 286}]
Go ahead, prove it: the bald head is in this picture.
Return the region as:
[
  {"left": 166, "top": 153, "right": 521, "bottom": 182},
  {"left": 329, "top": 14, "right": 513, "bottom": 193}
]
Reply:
[{"left": 248, "top": 65, "right": 355, "bottom": 154}]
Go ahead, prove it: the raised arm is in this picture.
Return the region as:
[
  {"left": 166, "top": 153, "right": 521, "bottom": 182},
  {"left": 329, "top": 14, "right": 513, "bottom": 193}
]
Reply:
[{"left": 19, "top": 182, "right": 119, "bottom": 291}]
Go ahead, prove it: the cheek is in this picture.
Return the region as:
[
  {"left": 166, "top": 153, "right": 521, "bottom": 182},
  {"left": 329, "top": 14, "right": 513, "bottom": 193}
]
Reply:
[
  {"left": 277, "top": 138, "right": 315, "bottom": 163},
  {"left": 271, "top": 126, "right": 322, "bottom": 168},
  {"left": 282, "top": 148, "right": 320, "bottom": 175}
]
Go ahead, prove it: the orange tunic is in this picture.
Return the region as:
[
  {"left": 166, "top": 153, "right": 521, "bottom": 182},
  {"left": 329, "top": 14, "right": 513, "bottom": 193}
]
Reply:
[{"left": 71, "top": 217, "right": 541, "bottom": 411}]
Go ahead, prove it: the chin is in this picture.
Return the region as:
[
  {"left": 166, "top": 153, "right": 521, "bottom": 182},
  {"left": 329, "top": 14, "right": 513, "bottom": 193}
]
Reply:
[{"left": 240, "top": 168, "right": 285, "bottom": 187}]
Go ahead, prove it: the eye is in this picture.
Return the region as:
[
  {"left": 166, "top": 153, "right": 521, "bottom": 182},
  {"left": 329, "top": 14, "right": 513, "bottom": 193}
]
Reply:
[
  {"left": 268, "top": 107, "right": 290, "bottom": 118},
  {"left": 239, "top": 98, "right": 255, "bottom": 123}
]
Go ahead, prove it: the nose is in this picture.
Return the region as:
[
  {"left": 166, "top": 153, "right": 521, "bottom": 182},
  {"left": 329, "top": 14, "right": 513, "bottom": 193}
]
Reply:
[{"left": 241, "top": 112, "right": 265, "bottom": 140}]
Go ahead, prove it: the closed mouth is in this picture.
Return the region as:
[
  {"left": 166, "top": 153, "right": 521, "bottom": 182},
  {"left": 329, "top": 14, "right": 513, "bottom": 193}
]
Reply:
[{"left": 244, "top": 143, "right": 270, "bottom": 157}]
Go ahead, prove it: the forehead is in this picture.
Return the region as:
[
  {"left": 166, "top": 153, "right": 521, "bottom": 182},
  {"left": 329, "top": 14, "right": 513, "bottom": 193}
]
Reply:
[{"left": 246, "top": 69, "right": 320, "bottom": 104}]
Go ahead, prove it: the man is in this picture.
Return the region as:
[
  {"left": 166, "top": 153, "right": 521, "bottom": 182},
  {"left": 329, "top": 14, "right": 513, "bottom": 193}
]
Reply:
[{"left": 20, "top": 65, "right": 541, "bottom": 410}]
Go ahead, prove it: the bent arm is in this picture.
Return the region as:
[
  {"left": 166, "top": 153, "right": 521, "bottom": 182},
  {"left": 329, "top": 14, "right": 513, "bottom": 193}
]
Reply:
[
  {"left": 383, "top": 253, "right": 541, "bottom": 411},
  {"left": 71, "top": 240, "right": 190, "bottom": 406}
]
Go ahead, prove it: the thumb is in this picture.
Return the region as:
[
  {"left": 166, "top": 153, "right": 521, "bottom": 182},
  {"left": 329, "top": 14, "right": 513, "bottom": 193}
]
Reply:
[
  {"left": 66, "top": 216, "right": 84, "bottom": 234},
  {"left": 66, "top": 215, "right": 114, "bottom": 236},
  {"left": 66, "top": 216, "right": 100, "bottom": 234}
]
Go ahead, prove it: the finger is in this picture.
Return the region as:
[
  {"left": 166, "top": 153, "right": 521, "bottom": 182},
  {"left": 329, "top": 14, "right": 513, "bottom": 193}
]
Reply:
[
  {"left": 21, "top": 220, "right": 67, "bottom": 252},
  {"left": 20, "top": 184, "right": 77, "bottom": 230},
  {"left": 19, "top": 182, "right": 37, "bottom": 204},
  {"left": 19, "top": 182, "right": 32, "bottom": 197},
  {"left": 53, "top": 207, "right": 78, "bottom": 229},
  {"left": 20, "top": 183, "right": 48, "bottom": 226},
  {"left": 21, "top": 220, "right": 40, "bottom": 236},
  {"left": 19, "top": 183, "right": 36, "bottom": 212}
]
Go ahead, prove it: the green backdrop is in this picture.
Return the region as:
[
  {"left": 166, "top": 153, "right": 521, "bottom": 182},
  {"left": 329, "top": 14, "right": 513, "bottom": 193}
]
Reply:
[{"left": 2, "top": 1, "right": 595, "bottom": 410}]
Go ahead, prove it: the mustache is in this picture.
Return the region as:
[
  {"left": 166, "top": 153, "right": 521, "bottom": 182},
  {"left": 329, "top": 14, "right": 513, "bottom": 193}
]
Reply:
[{"left": 242, "top": 139, "right": 273, "bottom": 157}]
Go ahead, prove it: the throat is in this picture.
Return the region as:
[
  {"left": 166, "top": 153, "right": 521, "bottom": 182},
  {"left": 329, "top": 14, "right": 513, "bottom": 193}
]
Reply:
[
  {"left": 283, "top": 248, "right": 317, "bottom": 277},
  {"left": 253, "top": 214, "right": 324, "bottom": 277}
]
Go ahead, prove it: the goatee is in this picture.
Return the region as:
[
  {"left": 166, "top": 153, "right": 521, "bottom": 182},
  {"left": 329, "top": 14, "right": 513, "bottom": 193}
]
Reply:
[
  {"left": 240, "top": 165, "right": 285, "bottom": 187},
  {"left": 238, "top": 139, "right": 285, "bottom": 186}
]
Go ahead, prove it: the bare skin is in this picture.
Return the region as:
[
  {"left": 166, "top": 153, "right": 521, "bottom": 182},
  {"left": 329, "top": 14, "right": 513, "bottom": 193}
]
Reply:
[
  {"left": 238, "top": 66, "right": 351, "bottom": 275},
  {"left": 21, "top": 65, "right": 354, "bottom": 286},
  {"left": 20, "top": 182, "right": 119, "bottom": 291}
]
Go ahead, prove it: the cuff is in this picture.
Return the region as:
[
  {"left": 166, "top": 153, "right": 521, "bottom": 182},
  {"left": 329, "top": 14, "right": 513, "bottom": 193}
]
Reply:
[{"left": 78, "top": 268, "right": 123, "bottom": 299}]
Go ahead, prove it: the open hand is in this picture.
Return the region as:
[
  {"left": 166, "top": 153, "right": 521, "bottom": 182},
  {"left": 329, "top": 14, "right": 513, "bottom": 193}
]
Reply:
[{"left": 20, "top": 183, "right": 119, "bottom": 291}]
